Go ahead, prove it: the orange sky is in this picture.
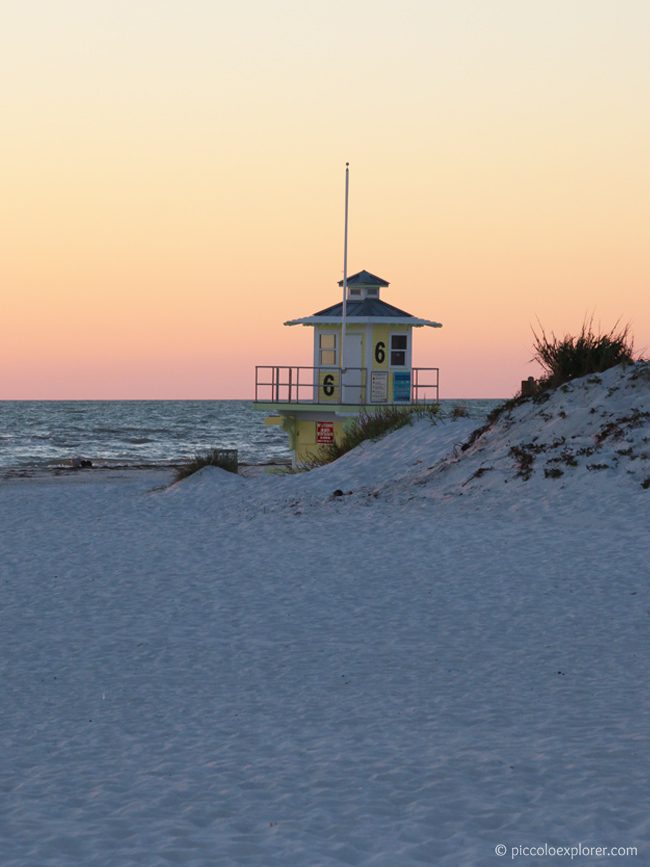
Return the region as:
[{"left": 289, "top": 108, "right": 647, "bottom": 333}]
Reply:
[{"left": 1, "top": 0, "right": 648, "bottom": 399}]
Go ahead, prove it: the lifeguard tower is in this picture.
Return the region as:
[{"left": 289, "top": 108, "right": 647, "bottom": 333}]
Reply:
[{"left": 254, "top": 269, "right": 442, "bottom": 465}]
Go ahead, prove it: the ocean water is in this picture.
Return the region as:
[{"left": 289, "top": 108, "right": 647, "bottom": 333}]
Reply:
[{"left": 0, "top": 399, "right": 502, "bottom": 471}]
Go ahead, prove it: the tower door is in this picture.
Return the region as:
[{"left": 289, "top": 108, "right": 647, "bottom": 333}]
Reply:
[{"left": 342, "top": 333, "right": 363, "bottom": 404}]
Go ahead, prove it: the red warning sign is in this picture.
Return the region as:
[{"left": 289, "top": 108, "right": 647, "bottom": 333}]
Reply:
[{"left": 316, "top": 421, "right": 335, "bottom": 444}]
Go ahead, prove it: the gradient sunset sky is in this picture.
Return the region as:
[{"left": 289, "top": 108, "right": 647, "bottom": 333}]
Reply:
[{"left": 2, "top": 0, "right": 648, "bottom": 399}]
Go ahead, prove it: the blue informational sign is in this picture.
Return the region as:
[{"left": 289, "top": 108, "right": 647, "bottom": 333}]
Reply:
[{"left": 393, "top": 371, "right": 411, "bottom": 402}]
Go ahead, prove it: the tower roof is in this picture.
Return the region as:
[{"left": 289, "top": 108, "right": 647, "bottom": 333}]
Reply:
[
  {"left": 312, "top": 298, "right": 414, "bottom": 318},
  {"left": 284, "top": 270, "right": 443, "bottom": 327},
  {"left": 337, "top": 269, "right": 389, "bottom": 288},
  {"left": 284, "top": 297, "right": 442, "bottom": 327}
]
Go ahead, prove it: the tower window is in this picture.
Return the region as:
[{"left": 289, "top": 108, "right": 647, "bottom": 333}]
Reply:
[
  {"left": 390, "top": 334, "right": 408, "bottom": 366},
  {"left": 319, "top": 333, "right": 337, "bottom": 366}
]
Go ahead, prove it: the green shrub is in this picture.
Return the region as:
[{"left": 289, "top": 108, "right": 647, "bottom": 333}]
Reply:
[
  {"left": 175, "top": 448, "right": 238, "bottom": 481},
  {"left": 532, "top": 319, "right": 635, "bottom": 389},
  {"left": 306, "top": 407, "right": 415, "bottom": 467}
]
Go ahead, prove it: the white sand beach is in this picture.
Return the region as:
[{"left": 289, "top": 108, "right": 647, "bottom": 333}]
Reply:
[{"left": 2, "top": 364, "right": 649, "bottom": 866}]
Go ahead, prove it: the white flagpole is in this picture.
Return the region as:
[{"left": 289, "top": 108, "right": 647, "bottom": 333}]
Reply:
[{"left": 341, "top": 162, "right": 349, "bottom": 385}]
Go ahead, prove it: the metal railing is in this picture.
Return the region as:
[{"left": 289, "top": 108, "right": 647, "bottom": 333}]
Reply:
[
  {"left": 254, "top": 366, "right": 439, "bottom": 405},
  {"left": 412, "top": 367, "right": 440, "bottom": 403}
]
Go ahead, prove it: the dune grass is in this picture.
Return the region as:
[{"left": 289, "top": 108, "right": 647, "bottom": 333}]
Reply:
[
  {"left": 532, "top": 319, "right": 635, "bottom": 389},
  {"left": 175, "top": 448, "right": 238, "bottom": 481}
]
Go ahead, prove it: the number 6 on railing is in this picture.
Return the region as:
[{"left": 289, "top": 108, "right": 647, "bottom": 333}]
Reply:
[{"left": 322, "top": 374, "right": 335, "bottom": 397}]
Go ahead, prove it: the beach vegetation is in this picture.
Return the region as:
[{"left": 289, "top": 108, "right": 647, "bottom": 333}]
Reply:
[
  {"left": 510, "top": 444, "right": 536, "bottom": 480},
  {"left": 629, "top": 362, "right": 650, "bottom": 383},
  {"left": 305, "top": 407, "right": 416, "bottom": 466},
  {"left": 532, "top": 319, "right": 635, "bottom": 389},
  {"left": 460, "top": 394, "right": 523, "bottom": 452},
  {"left": 596, "top": 421, "right": 625, "bottom": 445},
  {"left": 175, "top": 448, "right": 239, "bottom": 481},
  {"left": 460, "top": 422, "right": 491, "bottom": 453},
  {"left": 464, "top": 465, "right": 493, "bottom": 485},
  {"left": 412, "top": 402, "right": 441, "bottom": 421}
]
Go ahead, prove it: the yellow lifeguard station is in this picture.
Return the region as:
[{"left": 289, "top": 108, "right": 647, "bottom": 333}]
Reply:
[{"left": 254, "top": 268, "right": 443, "bottom": 465}]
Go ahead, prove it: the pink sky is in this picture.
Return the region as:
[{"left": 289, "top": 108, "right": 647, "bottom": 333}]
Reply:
[{"left": 2, "top": 0, "right": 648, "bottom": 399}]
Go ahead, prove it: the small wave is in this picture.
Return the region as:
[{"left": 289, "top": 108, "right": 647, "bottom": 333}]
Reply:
[
  {"left": 91, "top": 426, "right": 142, "bottom": 435},
  {"left": 91, "top": 426, "right": 177, "bottom": 437}
]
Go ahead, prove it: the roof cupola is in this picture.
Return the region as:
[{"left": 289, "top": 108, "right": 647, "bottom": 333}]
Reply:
[{"left": 338, "top": 269, "right": 389, "bottom": 301}]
